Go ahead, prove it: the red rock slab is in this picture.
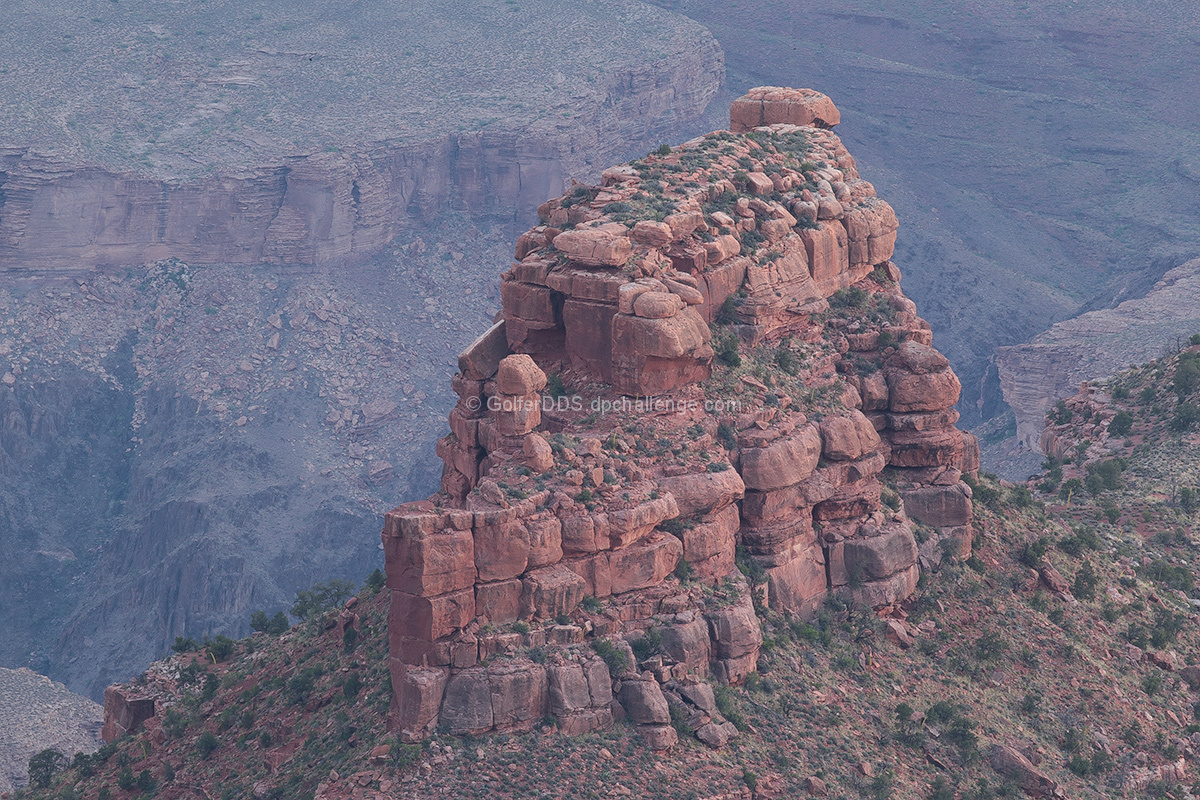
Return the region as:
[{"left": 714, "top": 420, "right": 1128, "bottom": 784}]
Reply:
[
  {"left": 729, "top": 86, "right": 841, "bottom": 131},
  {"left": 609, "top": 534, "right": 682, "bottom": 594}
]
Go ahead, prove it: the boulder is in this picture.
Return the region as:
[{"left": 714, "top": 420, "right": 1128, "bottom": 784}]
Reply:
[
  {"left": 886, "top": 369, "right": 962, "bottom": 413},
  {"left": 842, "top": 523, "right": 918, "bottom": 581},
  {"left": 525, "top": 514, "right": 564, "bottom": 568},
  {"left": 608, "top": 495, "right": 680, "bottom": 549},
  {"left": 473, "top": 519, "right": 530, "bottom": 582},
  {"left": 548, "top": 663, "right": 592, "bottom": 716},
  {"left": 100, "top": 687, "right": 155, "bottom": 743},
  {"left": 639, "top": 724, "right": 679, "bottom": 750},
  {"left": 389, "top": 588, "right": 474, "bottom": 642},
  {"left": 657, "top": 468, "right": 745, "bottom": 518},
  {"left": 707, "top": 596, "right": 763, "bottom": 661},
  {"left": 553, "top": 227, "right": 632, "bottom": 267},
  {"left": 696, "top": 721, "right": 738, "bottom": 748},
  {"left": 820, "top": 411, "right": 881, "bottom": 461},
  {"left": 901, "top": 484, "right": 972, "bottom": 528},
  {"left": 584, "top": 658, "right": 613, "bottom": 707},
  {"left": 489, "top": 662, "right": 548, "bottom": 733},
  {"left": 474, "top": 580, "right": 522, "bottom": 626},
  {"left": 458, "top": 321, "right": 509, "bottom": 380},
  {"left": 496, "top": 354, "right": 547, "bottom": 396},
  {"left": 522, "top": 433, "right": 554, "bottom": 472},
  {"left": 660, "top": 617, "right": 712, "bottom": 675},
  {"left": 988, "top": 744, "right": 1058, "bottom": 798},
  {"left": 633, "top": 291, "right": 685, "bottom": 319},
  {"left": 618, "top": 679, "right": 670, "bottom": 724},
  {"left": 631, "top": 220, "right": 673, "bottom": 247},
  {"left": 739, "top": 424, "right": 822, "bottom": 491},
  {"left": 440, "top": 669, "right": 494, "bottom": 735},
  {"left": 389, "top": 663, "right": 448, "bottom": 742},
  {"left": 676, "top": 504, "right": 740, "bottom": 563},
  {"left": 609, "top": 534, "right": 682, "bottom": 594},
  {"left": 520, "top": 564, "right": 586, "bottom": 620},
  {"left": 730, "top": 86, "right": 841, "bottom": 131},
  {"left": 765, "top": 548, "right": 828, "bottom": 617},
  {"left": 382, "top": 524, "right": 474, "bottom": 596}
]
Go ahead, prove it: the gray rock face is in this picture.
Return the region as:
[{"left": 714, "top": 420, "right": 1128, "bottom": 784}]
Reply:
[{"left": 0, "top": 668, "right": 101, "bottom": 793}]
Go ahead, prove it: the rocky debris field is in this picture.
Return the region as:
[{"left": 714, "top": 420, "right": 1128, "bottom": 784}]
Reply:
[{"left": 0, "top": 668, "right": 100, "bottom": 793}]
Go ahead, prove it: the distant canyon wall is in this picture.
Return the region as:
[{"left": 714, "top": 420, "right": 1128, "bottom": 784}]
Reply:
[
  {"left": 0, "top": 47, "right": 723, "bottom": 273},
  {"left": 996, "top": 258, "right": 1200, "bottom": 452}
]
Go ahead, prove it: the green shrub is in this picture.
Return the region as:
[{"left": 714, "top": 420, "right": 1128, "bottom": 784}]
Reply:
[
  {"left": 27, "top": 749, "right": 66, "bottom": 789},
  {"left": 117, "top": 766, "right": 136, "bottom": 790},
  {"left": 1174, "top": 402, "right": 1200, "bottom": 431},
  {"left": 136, "top": 769, "right": 156, "bottom": 792},
  {"left": 1108, "top": 410, "right": 1134, "bottom": 436},
  {"left": 1072, "top": 561, "right": 1099, "bottom": 600},
  {"left": 205, "top": 635, "right": 236, "bottom": 662},
  {"left": 591, "top": 638, "right": 629, "bottom": 677},
  {"left": 343, "top": 672, "right": 362, "bottom": 699},
  {"left": 197, "top": 732, "right": 219, "bottom": 760},
  {"left": 172, "top": 636, "right": 199, "bottom": 653},
  {"left": 291, "top": 579, "right": 356, "bottom": 621},
  {"left": 714, "top": 333, "right": 741, "bottom": 367},
  {"left": 630, "top": 628, "right": 663, "bottom": 661},
  {"left": 250, "top": 611, "right": 289, "bottom": 635},
  {"left": 365, "top": 568, "right": 386, "bottom": 593}
]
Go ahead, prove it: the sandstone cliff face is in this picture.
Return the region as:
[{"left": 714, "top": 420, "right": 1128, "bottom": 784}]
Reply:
[
  {"left": 383, "top": 89, "right": 977, "bottom": 743},
  {"left": 0, "top": 1, "right": 723, "bottom": 273},
  {"left": 996, "top": 258, "right": 1200, "bottom": 453}
]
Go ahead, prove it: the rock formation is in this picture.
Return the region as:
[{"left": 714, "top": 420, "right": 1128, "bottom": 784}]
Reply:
[
  {"left": 383, "top": 88, "right": 978, "bottom": 743},
  {"left": 996, "top": 257, "right": 1200, "bottom": 454}
]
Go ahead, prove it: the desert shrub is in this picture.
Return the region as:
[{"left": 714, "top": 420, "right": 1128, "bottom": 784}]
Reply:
[
  {"left": 365, "top": 568, "right": 386, "bottom": 593},
  {"left": 1175, "top": 358, "right": 1200, "bottom": 396},
  {"left": 250, "top": 610, "right": 289, "bottom": 635},
  {"left": 775, "top": 347, "right": 799, "bottom": 375},
  {"left": 28, "top": 749, "right": 66, "bottom": 789},
  {"left": 630, "top": 627, "right": 663, "bottom": 661},
  {"left": 287, "top": 666, "right": 324, "bottom": 705},
  {"left": 291, "top": 579, "right": 356, "bottom": 621},
  {"left": 1140, "top": 560, "right": 1193, "bottom": 593},
  {"left": 172, "top": 636, "right": 199, "bottom": 653},
  {"left": 1072, "top": 561, "right": 1099, "bottom": 600},
  {"left": 1018, "top": 537, "right": 1051, "bottom": 567},
  {"left": 829, "top": 286, "right": 868, "bottom": 310},
  {"left": 1049, "top": 400, "right": 1073, "bottom": 425},
  {"left": 1174, "top": 402, "right": 1200, "bottom": 431},
  {"left": 197, "top": 732, "right": 219, "bottom": 760},
  {"left": 1084, "top": 458, "right": 1126, "bottom": 495},
  {"left": 591, "top": 638, "right": 629, "bottom": 677},
  {"left": 205, "top": 634, "right": 235, "bottom": 662},
  {"left": 714, "top": 333, "right": 741, "bottom": 367},
  {"left": 343, "top": 672, "right": 362, "bottom": 699},
  {"left": 1108, "top": 410, "right": 1134, "bottom": 436}
]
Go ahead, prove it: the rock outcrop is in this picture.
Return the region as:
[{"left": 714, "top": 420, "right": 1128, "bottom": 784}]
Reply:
[{"left": 383, "top": 88, "right": 977, "bottom": 743}]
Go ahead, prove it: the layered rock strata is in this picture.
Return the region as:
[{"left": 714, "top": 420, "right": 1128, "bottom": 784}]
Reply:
[{"left": 384, "top": 88, "right": 978, "bottom": 743}]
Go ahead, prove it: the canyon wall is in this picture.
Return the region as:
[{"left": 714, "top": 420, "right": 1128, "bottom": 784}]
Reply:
[
  {"left": 383, "top": 89, "right": 977, "bottom": 745},
  {"left": 996, "top": 258, "right": 1200, "bottom": 452},
  {"left": 0, "top": 44, "right": 723, "bottom": 273}
]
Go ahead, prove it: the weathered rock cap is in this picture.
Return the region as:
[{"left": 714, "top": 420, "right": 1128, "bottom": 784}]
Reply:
[{"left": 730, "top": 87, "right": 841, "bottom": 132}]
